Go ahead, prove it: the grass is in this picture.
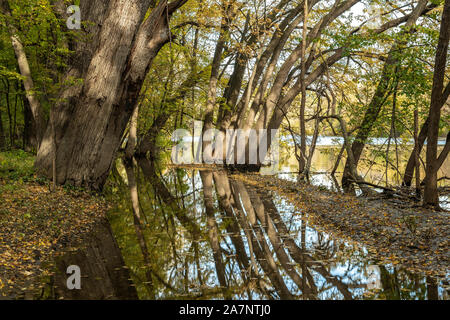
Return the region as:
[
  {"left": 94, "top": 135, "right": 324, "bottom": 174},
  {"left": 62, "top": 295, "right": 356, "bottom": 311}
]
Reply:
[
  {"left": 0, "top": 149, "right": 108, "bottom": 298},
  {"left": 0, "top": 150, "right": 38, "bottom": 192}
]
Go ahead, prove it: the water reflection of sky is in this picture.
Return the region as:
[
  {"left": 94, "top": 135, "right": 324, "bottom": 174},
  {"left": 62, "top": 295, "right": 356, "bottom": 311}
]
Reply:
[
  {"left": 281, "top": 135, "right": 447, "bottom": 147},
  {"left": 128, "top": 169, "right": 448, "bottom": 300}
]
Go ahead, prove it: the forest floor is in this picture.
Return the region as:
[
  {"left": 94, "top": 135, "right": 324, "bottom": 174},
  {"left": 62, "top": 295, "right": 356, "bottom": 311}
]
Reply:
[
  {"left": 0, "top": 150, "right": 108, "bottom": 299},
  {"left": 231, "top": 172, "right": 449, "bottom": 278}
]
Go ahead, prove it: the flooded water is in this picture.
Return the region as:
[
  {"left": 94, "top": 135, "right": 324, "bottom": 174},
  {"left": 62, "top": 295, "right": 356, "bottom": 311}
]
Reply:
[
  {"left": 31, "top": 162, "right": 449, "bottom": 300},
  {"left": 278, "top": 140, "right": 449, "bottom": 208}
]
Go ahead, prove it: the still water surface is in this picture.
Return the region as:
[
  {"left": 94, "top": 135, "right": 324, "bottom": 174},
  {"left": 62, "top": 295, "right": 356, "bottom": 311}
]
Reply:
[{"left": 33, "top": 164, "right": 449, "bottom": 300}]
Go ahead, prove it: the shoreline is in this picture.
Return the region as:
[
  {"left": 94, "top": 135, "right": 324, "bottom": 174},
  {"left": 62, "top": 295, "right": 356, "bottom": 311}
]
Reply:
[
  {"left": 0, "top": 152, "right": 109, "bottom": 299},
  {"left": 231, "top": 172, "right": 449, "bottom": 278}
]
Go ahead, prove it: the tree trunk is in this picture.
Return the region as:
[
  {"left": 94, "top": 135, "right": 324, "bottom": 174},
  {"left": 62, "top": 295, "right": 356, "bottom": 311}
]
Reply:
[
  {"left": 35, "top": 0, "right": 186, "bottom": 190},
  {"left": 342, "top": 0, "right": 428, "bottom": 191},
  {"left": 0, "top": 107, "right": 5, "bottom": 150},
  {"left": 434, "top": 131, "right": 450, "bottom": 174},
  {"left": 1, "top": 0, "right": 46, "bottom": 147},
  {"left": 404, "top": 116, "right": 429, "bottom": 187},
  {"left": 299, "top": 0, "right": 309, "bottom": 175},
  {"left": 403, "top": 84, "right": 449, "bottom": 187},
  {"left": 424, "top": 0, "right": 450, "bottom": 208},
  {"left": 22, "top": 85, "right": 37, "bottom": 151},
  {"left": 202, "top": 2, "right": 236, "bottom": 163},
  {"left": 414, "top": 107, "right": 421, "bottom": 198}
]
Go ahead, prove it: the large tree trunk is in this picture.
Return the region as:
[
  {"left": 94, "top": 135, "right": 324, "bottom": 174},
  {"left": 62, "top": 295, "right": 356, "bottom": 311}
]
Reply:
[
  {"left": 424, "top": 0, "right": 450, "bottom": 208},
  {"left": 35, "top": 0, "right": 185, "bottom": 190}
]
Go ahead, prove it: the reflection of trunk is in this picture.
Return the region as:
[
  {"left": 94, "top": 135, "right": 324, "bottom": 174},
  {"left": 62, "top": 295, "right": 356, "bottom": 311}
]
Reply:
[
  {"left": 301, "top": 209, "right": 308, "bottom": 298},
  {"left": 231, "top": 180, "right": 294, "bottom": 299},
  {"left": 50, "top": 220, "right": 138, "bottom": 299},
  {"left": 213, "top": 171, "right": 274, "bottom": 298},
  {"left": 226, "top": 182, "right": 271, "bottom": 298},
  {"left": 123, "top": 158, "right": 155, "bottom": 298},
  {"left": 246, "top": 184, "right": 314, "bottom": 298},
  {"left": 252, "top": 185, "right": 352, "bottom": 299},
  {"left": 137, "top": 156, "right": 201, "bottom": 237},
  {"left": 231, "top": 178, "right": 353, "bottom": 299},
  {"left": 379, "top": 265, "right": 400, "bottom": 299},
  {"left": 426, "top": 276, "right": 439, "bottom": 300},
  {"left": 199, "top": 171, "right": 230, "bottom": 299},
  {"left": 212, "top": 172, "right": 251, "bottom": 278}
]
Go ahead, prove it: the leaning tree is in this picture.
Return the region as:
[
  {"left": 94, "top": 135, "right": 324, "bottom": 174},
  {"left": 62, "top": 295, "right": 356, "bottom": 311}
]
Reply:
[{"left": 32, "top": 0, "right": 187, "bottom": 190}]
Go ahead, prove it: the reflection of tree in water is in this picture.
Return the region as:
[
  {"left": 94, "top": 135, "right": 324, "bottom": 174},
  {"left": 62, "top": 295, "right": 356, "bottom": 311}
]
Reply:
[
  {"left": 106, "top": 162, "right": 447, "bottom": 300},
  {"left": 38, "top": 221, "right": 138, "bottom": 300}
]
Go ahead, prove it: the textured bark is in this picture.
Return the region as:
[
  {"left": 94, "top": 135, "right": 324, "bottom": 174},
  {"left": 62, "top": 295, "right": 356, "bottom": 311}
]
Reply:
[
  {"left": 229, "top": 1, "right": 360, "bottom": 167},
  {"left": 202, "top": 2, "right": 237, "bottom": 162},
  {"left": 424, "top": 0, "right": 450, "bottom": 207},
  {"left": 122, "top": 106, "right": 155, "bottom": 296},
  {"left": 35, "top": 0, "right": 186, "bottom": 190},
  {"left": 426, "top": 276, "right": 439, "bottom": 300},
  {"left": 236, "top": 1, "right": 314, "bottom": 130}
]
